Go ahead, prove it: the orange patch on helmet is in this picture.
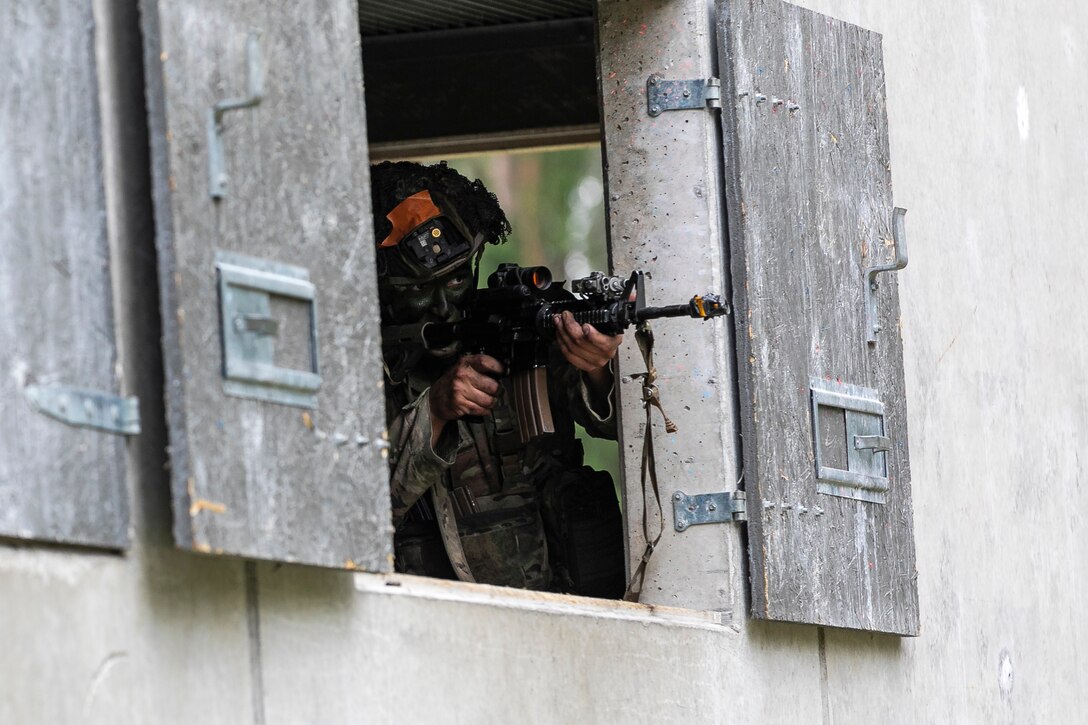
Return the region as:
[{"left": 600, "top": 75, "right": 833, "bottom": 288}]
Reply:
[{"left": 380, "top": 190, "right": 443, "bottom": 248}]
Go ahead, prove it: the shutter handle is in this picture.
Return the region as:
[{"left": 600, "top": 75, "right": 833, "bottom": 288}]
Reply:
[
  {"left": 854, "top": 434, "right": 891, "bottom": 452},
  {"left": 207, "top": 32, "right": 264, "bottom": 199},
  {"left": 236, "top": 313, "right": 279, "bottom": 336},
  {"left": 865, "top": 207, "right": 908, "bottom": 344}
]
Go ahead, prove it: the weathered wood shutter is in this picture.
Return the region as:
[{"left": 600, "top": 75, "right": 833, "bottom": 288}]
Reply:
[
  {"left": 718, "top": 0, "right": 919, "bottom": 634},
  {"left": 141, "top": 1, "right": 392, "bottom": 569},
  {"left": 0, "top": 1, "right": 130, "bottom": 548}
]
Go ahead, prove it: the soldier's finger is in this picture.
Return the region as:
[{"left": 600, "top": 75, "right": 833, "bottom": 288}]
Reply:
[
  {"left": 580, "top": 324, "right": 622, "bottom": 355},
  {"left": 459, "top": 384, "right": 497, "bottom": 411},
  {"left": 557, "top": 335, "right": 602, "bottom": 372},
  {"left": 461, "top": 400, "right": 491, "bottom": 418},
  {"left": 553, "top": 315, "right": 573, "bottom": 349},
  {"left": 452, "top": 372, "right": 497, "bottom": 403},
  {"left": 553, "top": 333, "right": 583, "bottom": 368},
  {"left": 567, "top": 329, "right": 615, "bottom": 367},
  {"left": 466, "top": 354, "right": 505, "bottom": 377},
  {"left": 463, "top": 366, "right": 501, "bottom": 396},
  {"left": 458, "top": 400, "right": 492, "bottom": 417},
  {"left": 561, "top": 311, "right": 587, "bottom": 340},
  {"left": 555, "top": 315, "right": 592, "bottom": 355}
]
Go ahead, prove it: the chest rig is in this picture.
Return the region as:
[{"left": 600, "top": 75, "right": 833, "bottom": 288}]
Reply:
[{"left": 397, "top": 374, "right": 553, "bottom": 590}]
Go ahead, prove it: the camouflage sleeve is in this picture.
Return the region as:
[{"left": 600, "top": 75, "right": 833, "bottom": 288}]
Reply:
[
  {"left": 550, "top": 345, "right": 617, "bottom": 440},
  {"left": 386, "top": 388, "right": 458, "bottom": 528}
]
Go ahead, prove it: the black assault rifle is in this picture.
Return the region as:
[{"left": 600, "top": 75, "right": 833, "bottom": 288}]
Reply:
[{"left": 382, "top": 264, "right": 728, "bottom": 442}]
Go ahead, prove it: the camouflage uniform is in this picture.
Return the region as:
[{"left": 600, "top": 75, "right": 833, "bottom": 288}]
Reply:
[{"left": 387, "top": 344, "right": 617, "bottom": 591}]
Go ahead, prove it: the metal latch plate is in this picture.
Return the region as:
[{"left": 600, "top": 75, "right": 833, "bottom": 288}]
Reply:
[
  {"left": 672, "top": 490, "right": 746, "bottom": 531},
  {"left": 217, "top": 251, "right": 320, "bottom": 409},
  {"left": 810, "top": 377, "right": 889, "bottom": 504},
  {"left": 647, "top": 75, "right": 722, "bottom": 116},
  {"left": 25, "top": 384, "right": 141, "bottom": 435}
]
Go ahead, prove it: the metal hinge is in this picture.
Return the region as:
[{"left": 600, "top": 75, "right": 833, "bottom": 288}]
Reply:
[
  {"left": 24, "top": 384, "right": 141, "bottom": 436},
  {"left": 647, "top": 75, "right": 721, "bottom": 117},
  {"left": 672, "top": 490, "right": 746, "bottom": 531}
]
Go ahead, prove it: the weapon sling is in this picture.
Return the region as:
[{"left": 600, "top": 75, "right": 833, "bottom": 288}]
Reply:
[{"left": 623, "top": 322, "right": 677, "bottom": 603}]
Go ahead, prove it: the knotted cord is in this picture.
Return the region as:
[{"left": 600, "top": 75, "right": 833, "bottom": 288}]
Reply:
[{"left": 623, "top": 321, "right": 677, "bottom": 603}]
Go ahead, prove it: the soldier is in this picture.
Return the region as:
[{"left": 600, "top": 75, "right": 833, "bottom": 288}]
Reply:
[{"left": 373, "top": 160, "right": 626, "bottom": 596}]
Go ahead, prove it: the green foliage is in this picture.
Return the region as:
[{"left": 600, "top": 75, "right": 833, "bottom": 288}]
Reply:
[{"left": 429, "top": 147, "right": 608, "bottom": 278}]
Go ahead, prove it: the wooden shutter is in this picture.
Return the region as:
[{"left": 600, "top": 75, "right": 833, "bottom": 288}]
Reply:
[
  {"left": 0, "top": 0, "right": 130, "bottom": 549},
  {"left": 141, "top": 1, "right": 391, "bottom": 569},
  {"left": 718, "top": 0, "right": 919, "bottom": 634}
]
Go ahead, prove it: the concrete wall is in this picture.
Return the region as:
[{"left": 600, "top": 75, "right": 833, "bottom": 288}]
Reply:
[{"left": 1, "top": 1, "right": 1084, "bottom": 723}]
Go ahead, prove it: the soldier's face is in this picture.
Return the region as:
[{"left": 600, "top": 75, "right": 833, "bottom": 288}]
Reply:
[{"left": 381, "top": 263, "right": 473, "bottom": 327}]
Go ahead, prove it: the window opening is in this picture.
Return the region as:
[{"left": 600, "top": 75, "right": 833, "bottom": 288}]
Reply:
[{"left": 376, "top": 147, "right": 625, "bottom": 599}]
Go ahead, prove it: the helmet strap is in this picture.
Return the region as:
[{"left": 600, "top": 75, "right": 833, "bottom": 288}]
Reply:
[{"left": 471, "top": 233, "right": 486, "bottom": 288}]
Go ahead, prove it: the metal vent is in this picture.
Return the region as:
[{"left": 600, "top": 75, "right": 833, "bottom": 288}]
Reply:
[{"left": 359, "top": 0, "right": 593, "bottom": 37}]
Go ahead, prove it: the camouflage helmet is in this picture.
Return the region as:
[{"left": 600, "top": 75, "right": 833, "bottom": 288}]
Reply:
[{"left": 370, "top": 161, "right": 511, "bottom": 284}]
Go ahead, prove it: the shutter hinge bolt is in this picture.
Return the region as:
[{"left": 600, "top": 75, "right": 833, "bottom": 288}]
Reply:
[
  {"left": 646, "top": 75, "right": 722, "bottom": 116},
  {"left": 25, "top": 384, "right": 141, "bottom": 436},
  {"left": 672, "top": 490, "right": 746, "bottom": 530}
]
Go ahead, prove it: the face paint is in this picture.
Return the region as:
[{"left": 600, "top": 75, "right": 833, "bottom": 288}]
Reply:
[
  {"left": 381, "top": 263, "right": 473, "bottom": 329},
  {"left": 381, "top": 266, "right": 474, "bottom": 358}
]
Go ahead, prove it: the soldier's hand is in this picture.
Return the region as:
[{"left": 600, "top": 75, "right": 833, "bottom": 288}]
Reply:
[
  {"left": 429, "top": 354, "right": 505, "bottom": 431},
  {"left": 553, "top": 311, "right": 622, "bottom": 392},
  {"left": 554, "top": 310, "right": 622, "bottom": 372}
]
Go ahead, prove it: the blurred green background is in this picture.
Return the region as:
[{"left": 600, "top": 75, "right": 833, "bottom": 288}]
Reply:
[{"left": 419, "top": 146, "right": 620, "bottom": 484}]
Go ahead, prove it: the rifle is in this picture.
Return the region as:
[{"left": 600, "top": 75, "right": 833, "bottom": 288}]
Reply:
[{"left": 382, "top": 263, "right": 729, "bottom": 443}]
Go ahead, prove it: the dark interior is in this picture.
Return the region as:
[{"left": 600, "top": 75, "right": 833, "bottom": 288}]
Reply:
[{"left": 358, "top": 1, "right": 599, "bottom": 153}]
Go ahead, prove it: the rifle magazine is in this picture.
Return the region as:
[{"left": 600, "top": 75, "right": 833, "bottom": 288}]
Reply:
[{"left": 511, "top": 367, "right": 554, "bottom": 444}]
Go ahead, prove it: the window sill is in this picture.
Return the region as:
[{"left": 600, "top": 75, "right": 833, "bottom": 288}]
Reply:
[{"left": 353, "top": 572, "right": 734, "bottom": 633}]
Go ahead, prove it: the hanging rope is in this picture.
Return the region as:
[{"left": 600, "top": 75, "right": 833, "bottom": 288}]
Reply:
[{"left": 623, "top": 321, "right": 677, "bottom": 603}]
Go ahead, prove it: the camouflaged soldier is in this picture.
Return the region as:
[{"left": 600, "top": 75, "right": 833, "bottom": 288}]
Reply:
[{"left": 373, "top": 161, "right": 626, "bottom": 596}]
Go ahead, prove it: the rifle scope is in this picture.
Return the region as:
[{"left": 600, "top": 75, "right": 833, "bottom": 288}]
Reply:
[{"left": 488, "top": 263, "right": 552, "bottom": 291}]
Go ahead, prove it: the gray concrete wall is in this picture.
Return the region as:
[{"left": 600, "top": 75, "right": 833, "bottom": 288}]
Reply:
[{"left": 1, "top": 1, "right": 1085, "bottom": 723}]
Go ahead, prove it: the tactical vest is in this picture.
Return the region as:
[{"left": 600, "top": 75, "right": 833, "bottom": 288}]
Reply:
[{"left": 390, "top": 367, "right": 625, "bottom": 597}]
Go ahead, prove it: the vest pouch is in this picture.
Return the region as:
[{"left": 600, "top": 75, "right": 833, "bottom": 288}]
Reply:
[
  {"left": 394, "top": 520, "right": 457, "bottom": 580},
  {"left": 457, "top": 505, "right": 550, "bottom": 590},
  {"left": 543, "top": 466, "right": 625, "bottom": 599}
]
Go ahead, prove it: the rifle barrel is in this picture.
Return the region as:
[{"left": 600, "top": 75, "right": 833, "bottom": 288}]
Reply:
[
  {"left": 637, "top": 304, "right": 695, "bottom": 320},
  {"left": 639, "top": 294, "right": 728, "bottom": 322}
]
